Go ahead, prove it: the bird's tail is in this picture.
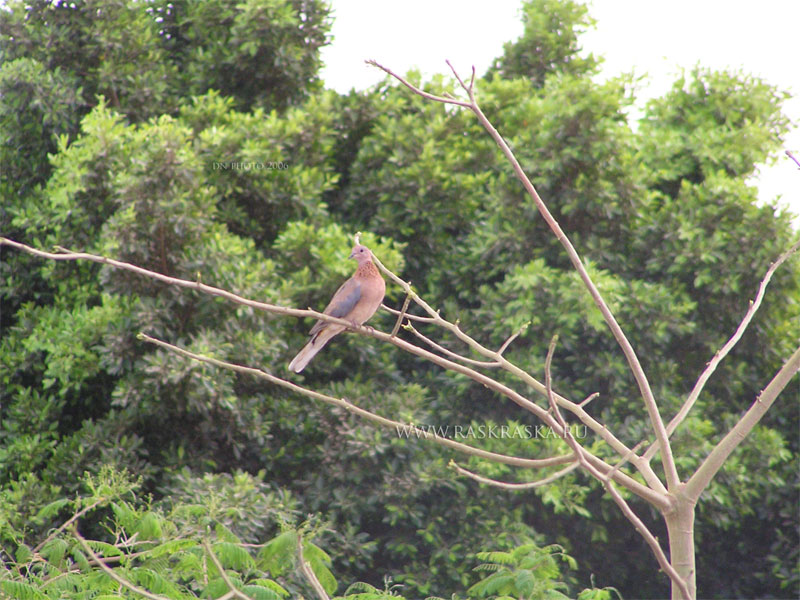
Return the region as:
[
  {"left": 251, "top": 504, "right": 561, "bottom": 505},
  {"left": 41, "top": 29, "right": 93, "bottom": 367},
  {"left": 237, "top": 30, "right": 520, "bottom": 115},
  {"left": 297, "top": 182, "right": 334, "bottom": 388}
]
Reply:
[{"left": 288, "top": 325, "right": 344, "bottom": 373}]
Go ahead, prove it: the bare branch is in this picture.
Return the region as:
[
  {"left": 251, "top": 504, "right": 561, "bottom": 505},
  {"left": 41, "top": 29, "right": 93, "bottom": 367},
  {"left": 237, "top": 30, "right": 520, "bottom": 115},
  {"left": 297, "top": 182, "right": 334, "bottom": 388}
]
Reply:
[
  {"left": 390, "top": 293, "right": 412, "bottom": 337},
  {"left": 645, "top": 238, "right": 800, "bottom": 461},
  {"left": 450, "top": 459, "right": 580, "bottom": 490},
  {"left": 445, "top": 59, "right": 475, "bottom": 97},
  {"left": 405, "top": 323, "right": 500, "bottom": 368},
  {"left": 202, "top": 539, "right": 253, "bottom": 600},
  {"left": 786, "top": 149, "right": 800, "bottom": 169},
  {"left": 496, "top": 322, "right": 528, "bottom": 356},
  {"left": 297, "top": 537, "right": 330, "bottom": 600},
  {"left": 2, "top": 237, "right": 667, "bottom": 506},
  {"left": 544, "top": 335, "right": 559, "bottom": 414},
  {"left": 368, "top": 60, "right": 680, "bottom": 489},
  {"left": 685, "top": 344, "right": 800, "bottom": 502},
  {"left": 579, "top": 392, "right": 600, "bottom": 408},
  {"left": 381, "top": 303, "right": 437, "bottom": 323},
  {"left": 138, "top": 333, "right": 571, "bottom": 470},
  {"left": 366, "top": 59, "right": 472, "bottom": 108},
  {"left": 72, "top": 527, "right": 172, "bottom": 600},
  {"left": 369, "top": 243, "right": 661, "bottom": 488},
  {"left": 541, "top": 338, "right": 690, "bottom": 599},
  {"left": 0, "top": 237, "right": 358, "bottom": 333}
]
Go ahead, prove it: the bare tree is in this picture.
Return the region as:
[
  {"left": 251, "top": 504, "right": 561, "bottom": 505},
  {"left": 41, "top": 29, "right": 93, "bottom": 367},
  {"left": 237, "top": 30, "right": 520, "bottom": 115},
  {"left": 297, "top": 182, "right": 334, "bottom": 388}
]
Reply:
[{"left": 2, "top": 61, "right": 798, "bottom": 600}]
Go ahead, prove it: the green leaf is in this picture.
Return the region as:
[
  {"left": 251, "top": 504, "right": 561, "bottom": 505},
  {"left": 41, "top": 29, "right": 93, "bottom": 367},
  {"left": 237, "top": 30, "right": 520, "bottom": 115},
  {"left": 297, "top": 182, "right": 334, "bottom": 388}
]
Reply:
[
  {"left": 212, "top": 541, "right": 255, "bottom": 571},
  {"left": 258, "top": 531, "right": 297, "bottom": 576},
  {"left": 0, "top": 581, "right": 48, "bottom": 600},
  {"left": 34, "top": 498, "right": 72, "bottom": 522}
]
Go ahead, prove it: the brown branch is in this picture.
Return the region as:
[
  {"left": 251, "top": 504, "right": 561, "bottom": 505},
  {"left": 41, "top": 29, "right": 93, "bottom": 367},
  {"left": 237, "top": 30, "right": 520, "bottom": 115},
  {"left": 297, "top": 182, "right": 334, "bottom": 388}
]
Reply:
[
  {"left": 2, "top": 237, "right": 668, "bottom": 507},
  {"left": 138, "top": 333, "right": 571, "bottom": 470},
  {"left": 405, "top": 323, "right": 500, "bottom": 367},
  {"left": 202, "top": 539, "right": 253, "bottom": 600},
  {"left": 496, "top": 322, "right": 528, "bottom": 356},
  {"left": 579, "top": 392, "right": 600, "bottom": 408},
  {"left": 390, "top": 293, "right": 412, "bottom": 337},
  {"left": 685, "top": 344, "right": 800, "bottom": 502},
  {"left": 6, "top": 239, "right": 561, "bottom": 428},
  {"left": 297, "top": 537, "right": 330, "bottom": 600},
  {"left": 17, "top": 237, "right": 664, "bottom": 504},
  {"left": 645, "top": 238, "right": 800, "bottom": 461},
  {"left": 368, "top": 243, "right": 666, "bottom": 493},
  {"left": 541, "top": 337, "right": 690, "bottom": 600},
  {"left": 450, "top": 459, "right": 579, "bottom": 490},
  {"left": 366, "top": 60, "right": 680, "bottom": 491},
  {"left": 366, "top": 59, "right": 472, "bottom": 109},
  {"left": 381, "top": 303, "right": 437, "bottom": 323},
  {"left": 0, "top": 237, "right": 348, "bottom": 330},
  {"left": 139, "top": 332, "right": 670, "bottom": 507}
]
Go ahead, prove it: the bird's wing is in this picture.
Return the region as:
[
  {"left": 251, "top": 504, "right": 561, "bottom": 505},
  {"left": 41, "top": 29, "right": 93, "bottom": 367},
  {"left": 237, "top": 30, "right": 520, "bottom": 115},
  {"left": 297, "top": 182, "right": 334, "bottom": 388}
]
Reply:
[{"left": 309, "top": 278, "right": 362, "bottom": 335}]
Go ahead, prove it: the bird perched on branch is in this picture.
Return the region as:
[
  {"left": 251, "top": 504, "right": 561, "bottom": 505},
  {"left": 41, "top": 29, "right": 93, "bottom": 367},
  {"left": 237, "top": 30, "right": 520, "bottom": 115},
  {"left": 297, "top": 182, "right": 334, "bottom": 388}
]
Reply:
[{"left": 288, "top": 244, "right": 385, "bottom": 373}]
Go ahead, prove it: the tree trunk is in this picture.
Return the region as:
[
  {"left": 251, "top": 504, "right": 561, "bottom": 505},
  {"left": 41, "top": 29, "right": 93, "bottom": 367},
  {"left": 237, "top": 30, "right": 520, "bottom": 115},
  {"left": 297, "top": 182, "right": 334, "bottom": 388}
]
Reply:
[{"left": 665, "top": 488, "right": 697, "bottom": 600}]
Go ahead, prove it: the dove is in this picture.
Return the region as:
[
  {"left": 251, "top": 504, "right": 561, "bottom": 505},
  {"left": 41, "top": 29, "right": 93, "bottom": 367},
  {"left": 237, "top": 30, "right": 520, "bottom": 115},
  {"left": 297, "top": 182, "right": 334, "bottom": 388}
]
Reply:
[{"left": 288, "top": 244, "right": 385, "bottom": 373}]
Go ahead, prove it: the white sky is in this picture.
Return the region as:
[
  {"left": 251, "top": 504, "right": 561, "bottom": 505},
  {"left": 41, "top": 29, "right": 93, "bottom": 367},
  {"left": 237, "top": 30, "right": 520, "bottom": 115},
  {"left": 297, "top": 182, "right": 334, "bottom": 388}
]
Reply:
[{"left": 319, "top": 1, "right": 800, "bottom": 225}]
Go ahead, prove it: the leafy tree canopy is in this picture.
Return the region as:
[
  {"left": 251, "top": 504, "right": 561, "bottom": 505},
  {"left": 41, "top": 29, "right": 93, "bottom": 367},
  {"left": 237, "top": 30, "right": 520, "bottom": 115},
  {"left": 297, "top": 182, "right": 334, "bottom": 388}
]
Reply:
[{"left": 1, "top": 1, "right": 797, "bottom": 598}]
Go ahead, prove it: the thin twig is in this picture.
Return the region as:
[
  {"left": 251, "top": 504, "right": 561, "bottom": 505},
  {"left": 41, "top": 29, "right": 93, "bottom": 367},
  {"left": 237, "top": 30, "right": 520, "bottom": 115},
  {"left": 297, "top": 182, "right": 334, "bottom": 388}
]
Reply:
[
  {"left": 405, "top": 323, "right": 500, "bottom": 368},
  {"left": 366, "top": 59, "right": 472, "bottom": 108},
  {"left": 202, "top": 539, "right": 253, "bottom": 600},
  {"left": 297, "top": 537, "right": 330, "bottom": 600},
  {"left": 445, "top": 59, "right": 475, "bottom": 96},
  {"left": 390, "top": 294, "right": 412, "bottom": 337},
  {"left": 381, "top": 303, "right": 437, "bottom": 323},
  {"left": 33, "top": 496, "right": 106, "bottom": 554},
  {"left": 72, "top": 527, "right": 172, "bottom": 600},
  {"left": 451, "top": 459, "right": 579, "bottom": 490},
  {"left": 786, "top": 150, "right": 800, "bottom": 169},
  {"left": 496, "top": 322, "right": 528, "bottom": 356},
  {"left": 579, "top": 392, "right": 600, "bottom": 408}
]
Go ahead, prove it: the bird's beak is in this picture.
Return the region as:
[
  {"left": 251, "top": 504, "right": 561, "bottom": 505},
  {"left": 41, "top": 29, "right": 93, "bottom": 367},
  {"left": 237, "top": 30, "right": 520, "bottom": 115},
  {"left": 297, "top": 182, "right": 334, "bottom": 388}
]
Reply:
[{"left": 349, "top": 248, "right": 357, "bottom": 259}]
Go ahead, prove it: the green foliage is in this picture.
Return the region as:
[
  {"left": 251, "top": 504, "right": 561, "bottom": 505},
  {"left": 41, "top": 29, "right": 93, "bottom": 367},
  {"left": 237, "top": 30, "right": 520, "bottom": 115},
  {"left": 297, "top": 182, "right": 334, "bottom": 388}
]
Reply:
[
  {"left": 1, "top": 0, "right": 798, "bottom": 599},
  {"left": 639, "top": 66, "right": 791, "bottom": 190},
  {"left": 465, "top": 542, "right": 619, "bottom": 600},
  {"left": 0, "top": 57, "right": 81, "bottom": 200},
  {"left": 168, "top": 0, "right": 332, "bottom": 111},
  {"left": 1, "top": 468, "right": 616, "bottom": 600},
  {"left": 0, "top": 469, "right": 296, "bottom": 599},
  {"left": 487, "top": 0, "right": 599, "bottom": 86},
  {"left": 0, "top": 0, "right": 178, "bottom": 122}
]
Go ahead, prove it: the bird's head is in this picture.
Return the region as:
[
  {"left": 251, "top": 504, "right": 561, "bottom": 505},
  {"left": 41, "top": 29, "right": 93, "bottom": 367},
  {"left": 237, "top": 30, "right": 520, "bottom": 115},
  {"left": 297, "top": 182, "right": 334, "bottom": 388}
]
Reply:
[{"left": 349, "top": 244, "right": 372, "bottom": 263}]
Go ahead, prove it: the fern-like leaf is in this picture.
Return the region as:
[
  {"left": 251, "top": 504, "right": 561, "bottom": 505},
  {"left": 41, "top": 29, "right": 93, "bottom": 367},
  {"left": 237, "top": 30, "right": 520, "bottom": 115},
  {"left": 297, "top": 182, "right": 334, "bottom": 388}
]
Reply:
[{"left": 0, "top": 581, "right": 48, "bottom": 600}]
